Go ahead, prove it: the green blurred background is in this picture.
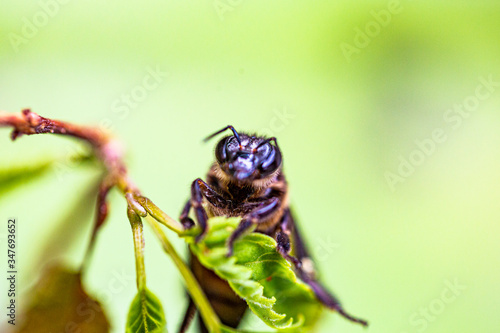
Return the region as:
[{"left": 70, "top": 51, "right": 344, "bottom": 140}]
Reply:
[{"left": 1, "top": 1, "right": 500, "bottom": 332}]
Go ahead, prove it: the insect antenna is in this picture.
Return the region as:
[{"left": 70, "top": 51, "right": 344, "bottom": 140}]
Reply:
[
  {"left": 203, "top": 125, "right": 241, "bottom": 144},
  {"left": 256, "top": 137, "right": 279, "bottom": 149}
]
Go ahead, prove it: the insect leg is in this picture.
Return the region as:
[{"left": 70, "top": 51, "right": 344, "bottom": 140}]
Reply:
[
  {"left": 197, "top": 314, "right": 209, "bottom": 333},
  {"left": 191, "top": 178, "right": 229, "bottom": 242},
  {"left": 190, "top": 179, "right": 209, "bottom": 242},
  {"left": 283, "top": 209, "right": 369, "bottom": 327},
  {"left": 275, "top": 229, "right": 302, "bottom": 268},
  {"left": 178, "top": 296, "right": 196, "bottom": 333},
  {"left": 226, "top": 197, "right": 280, "bottom": 257},
  {"left": 179, "top": 199, "right": 195, "bottom": 229},
  {"left": 287, "top": 208, "right": 311, "bottom": 260},
  {"left": 278, "top": 209, "right": 316, "bottom": 275}
]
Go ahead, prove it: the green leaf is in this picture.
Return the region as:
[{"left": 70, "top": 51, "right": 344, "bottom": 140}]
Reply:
[
  {"left": 126, "top": 288, "right": 167, "bottom": 333},
  {"left": 0, "top": 160, "right": 53, "bottom": 196},
  {"left": 182, "top": 217, "right": 323, "bottom": 330},
  {"left": 16, "top": 264, "right": 110, "bottom": 333},
  {"left": 29, "top": 177, "right": 103, "bottom": 278}
]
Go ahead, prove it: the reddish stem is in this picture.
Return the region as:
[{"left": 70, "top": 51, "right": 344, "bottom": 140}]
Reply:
[{"left": 0, "top": 109, "right": 141, "bottom": 271}]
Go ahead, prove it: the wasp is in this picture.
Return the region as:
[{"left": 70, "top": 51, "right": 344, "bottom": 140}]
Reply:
[{"left": 179, "top": 126, "right": 368, "bottom": 332}]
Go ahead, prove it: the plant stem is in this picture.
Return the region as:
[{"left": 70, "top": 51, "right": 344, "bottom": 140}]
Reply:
[
  {"left": 0, "top": 109, "right": 139, "bottom": 195},
  {"left": 0, "top": 109, "right": 148, "bottom": 272},
  {"left": 128, "top": 208, "right": 146, "bottom": 290},
  {"left": 136, "top": 195, "right": 184, "bottom": 233},
  {"left": 147, "top": 216, "right": 222, "bottom": 333},
  {"left": 0, "top": 110, "right": 227, "bottom": 331}
]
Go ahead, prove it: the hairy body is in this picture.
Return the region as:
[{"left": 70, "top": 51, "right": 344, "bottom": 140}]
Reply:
[{"left": 179, "top": 127, "right": 367, "bottom": 332}]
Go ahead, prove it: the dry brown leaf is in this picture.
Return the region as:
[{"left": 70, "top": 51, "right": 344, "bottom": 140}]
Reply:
[{"left": 16, "top": 264, "right": 110, "bottom": 333}]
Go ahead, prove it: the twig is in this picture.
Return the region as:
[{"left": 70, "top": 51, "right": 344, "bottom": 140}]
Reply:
[
  {"left": 128, "top": 208, "right": 147, "bottom": 290},
  {"left": 0, "top": 109, "right": 224, "bottom": 331},
  {"left": 0, "top": 108, "right": 146, "bottom": 272},
  {"left": 0, "top": 109, "right": 135, "bottom": 193}
]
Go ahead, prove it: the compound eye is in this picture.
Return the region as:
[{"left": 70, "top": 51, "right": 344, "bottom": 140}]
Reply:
[
  {"left": 215, "top": 137, "right": 228, "bottom": 163},
  {"left": 259, "top": 146, "right": 282, "bottom": 176}
]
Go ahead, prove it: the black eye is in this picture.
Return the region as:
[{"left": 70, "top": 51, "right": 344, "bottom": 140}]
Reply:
[
  {"left": 259, "top": 146, "right": 282, "bottom": 176},
  {"left": 215, "top": 137, "right": 228, "bottom": 163}
]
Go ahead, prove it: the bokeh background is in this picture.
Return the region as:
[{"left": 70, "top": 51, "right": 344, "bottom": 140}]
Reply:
[{"left": 1, "top": 1, "right": 500, "bottom": 332}]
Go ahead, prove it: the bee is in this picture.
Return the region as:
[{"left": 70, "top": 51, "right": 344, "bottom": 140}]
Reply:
[{"left": 179, "top": 126, "right": 368, "bottom": 332}]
